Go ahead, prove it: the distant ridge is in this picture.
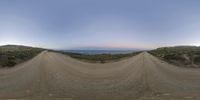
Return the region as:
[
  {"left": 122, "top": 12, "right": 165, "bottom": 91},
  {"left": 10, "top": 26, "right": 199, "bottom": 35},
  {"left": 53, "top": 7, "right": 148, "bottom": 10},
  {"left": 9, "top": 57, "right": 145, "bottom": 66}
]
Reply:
[{"left": 63, "top": 50, "right": 139, "bottom": 55}]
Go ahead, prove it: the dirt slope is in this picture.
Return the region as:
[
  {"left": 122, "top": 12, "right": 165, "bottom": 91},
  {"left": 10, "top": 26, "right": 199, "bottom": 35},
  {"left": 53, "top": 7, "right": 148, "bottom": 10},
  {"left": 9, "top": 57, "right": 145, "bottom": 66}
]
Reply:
[{"left": 0, "top": 51, "right": 200, "bottom": 100}]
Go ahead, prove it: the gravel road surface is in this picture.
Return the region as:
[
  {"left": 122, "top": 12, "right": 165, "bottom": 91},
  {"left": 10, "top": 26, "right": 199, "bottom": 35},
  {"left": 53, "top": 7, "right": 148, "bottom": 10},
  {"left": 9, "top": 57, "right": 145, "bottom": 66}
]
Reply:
[{"left": 0, "top": 51, "right": 200, "bottom": 100}]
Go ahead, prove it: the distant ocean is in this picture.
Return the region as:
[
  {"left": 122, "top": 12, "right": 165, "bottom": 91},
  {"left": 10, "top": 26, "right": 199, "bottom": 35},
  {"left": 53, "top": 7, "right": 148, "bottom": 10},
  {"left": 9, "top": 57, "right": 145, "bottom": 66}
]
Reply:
[{"left": 63, "top": 50, "right": 138, "bottom": 55}]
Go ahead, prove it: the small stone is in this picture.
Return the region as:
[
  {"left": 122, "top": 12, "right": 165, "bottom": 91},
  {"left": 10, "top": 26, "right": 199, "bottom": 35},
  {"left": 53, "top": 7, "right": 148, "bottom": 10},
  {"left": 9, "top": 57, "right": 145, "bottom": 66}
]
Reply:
[
  {"left": 184, "top": 97, "right": 193, "bottom": 99},
  {"left": 156, "top": 94, "right": 160, "bottom": 97},
  {"left": 162, "top": 93, "right": 170, "bottom": 96},
  {"left": 48, "top": 93, "right": 53, "bottom": 96},
  {"left": 26, "top": 90, "right": 30, "bottom": 93}
]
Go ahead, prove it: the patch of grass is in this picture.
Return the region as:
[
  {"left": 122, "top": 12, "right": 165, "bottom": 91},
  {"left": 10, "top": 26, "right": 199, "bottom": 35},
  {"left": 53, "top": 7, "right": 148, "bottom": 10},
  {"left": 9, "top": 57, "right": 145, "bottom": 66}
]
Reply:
[
  {"left": 0, "top": 45, "right": 44, "bottom": 67},
  {"left": 149, "top": 46, "right": 200, "bottom": 68}
]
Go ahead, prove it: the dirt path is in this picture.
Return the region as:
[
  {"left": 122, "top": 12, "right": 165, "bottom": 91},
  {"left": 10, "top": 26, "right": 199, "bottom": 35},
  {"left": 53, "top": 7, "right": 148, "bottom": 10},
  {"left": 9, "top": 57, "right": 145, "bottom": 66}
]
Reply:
[{"left": 0, "top": 51, "right": 200, "bottom": 100}]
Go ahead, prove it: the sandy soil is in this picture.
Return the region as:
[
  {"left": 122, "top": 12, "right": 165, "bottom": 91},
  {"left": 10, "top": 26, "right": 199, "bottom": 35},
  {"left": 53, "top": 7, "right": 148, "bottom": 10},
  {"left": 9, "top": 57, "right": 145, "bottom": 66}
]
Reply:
[{"left": 0, "top": 51, "right": 200, "bottom": 100}]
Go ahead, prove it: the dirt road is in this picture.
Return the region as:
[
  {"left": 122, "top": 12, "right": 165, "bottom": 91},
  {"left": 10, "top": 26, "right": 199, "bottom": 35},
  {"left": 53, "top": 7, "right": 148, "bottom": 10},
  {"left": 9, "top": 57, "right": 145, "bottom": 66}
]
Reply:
[{"left": 0, "top": 51, "right": 200, "bottom": 100}]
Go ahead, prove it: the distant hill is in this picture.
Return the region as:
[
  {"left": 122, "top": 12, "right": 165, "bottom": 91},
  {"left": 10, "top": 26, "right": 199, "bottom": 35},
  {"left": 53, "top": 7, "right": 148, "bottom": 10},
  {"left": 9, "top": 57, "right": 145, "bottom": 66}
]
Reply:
[
  {"left": 63, "top": 50, "right": 138, "bottom": 55},
  {"left": 149, "top": 46, "right": 200, "bottom": 68},
  {"left": 0, "top": 45, "right": 44, "bottom": 67},
  {"left": 59, "top": 50, "right": 142, "bottom": 63}
]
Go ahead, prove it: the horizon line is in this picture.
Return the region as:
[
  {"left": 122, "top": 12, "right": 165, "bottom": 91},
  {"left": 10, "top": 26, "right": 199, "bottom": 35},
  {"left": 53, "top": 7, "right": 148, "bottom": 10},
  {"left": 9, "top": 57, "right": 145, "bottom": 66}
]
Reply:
[{"left": 0, "top": 44, "right": 200, "bottom": 51}]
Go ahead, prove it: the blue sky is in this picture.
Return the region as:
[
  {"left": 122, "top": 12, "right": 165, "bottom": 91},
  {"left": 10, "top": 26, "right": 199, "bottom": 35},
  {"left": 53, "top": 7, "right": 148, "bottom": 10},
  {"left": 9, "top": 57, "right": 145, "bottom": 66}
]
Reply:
[{"left": 0, "top": 0, "right": 200, "bottom": 50}]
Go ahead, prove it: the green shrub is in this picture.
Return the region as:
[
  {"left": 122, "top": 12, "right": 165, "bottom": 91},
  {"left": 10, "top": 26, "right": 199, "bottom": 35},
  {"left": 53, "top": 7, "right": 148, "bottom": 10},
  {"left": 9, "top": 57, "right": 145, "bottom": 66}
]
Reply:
[
  {"left": 194, "top": 56, "right": 200, "bottom": 64},
  {"left": 2, "top": 60, "right": 16, "bottom": 67}
]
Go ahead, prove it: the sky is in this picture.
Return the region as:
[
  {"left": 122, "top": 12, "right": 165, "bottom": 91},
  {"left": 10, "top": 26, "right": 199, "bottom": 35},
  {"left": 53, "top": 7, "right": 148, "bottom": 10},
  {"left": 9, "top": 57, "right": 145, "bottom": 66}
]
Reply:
[{"left": 0, "top": 0, "right": 200, "bottom": 50}]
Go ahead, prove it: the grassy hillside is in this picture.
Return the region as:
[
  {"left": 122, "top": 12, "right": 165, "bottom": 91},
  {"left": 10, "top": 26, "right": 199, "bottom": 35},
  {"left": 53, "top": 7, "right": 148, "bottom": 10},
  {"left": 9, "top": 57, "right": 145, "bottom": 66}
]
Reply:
[
  {"left": 149, "top": 46, "right": 200, "bottom": 68},
  {"left": 0, "top": 45, "right": 44, "bottom": 67},
  {"left": 60, "top": 51, "right": 142, "bottom": 63}
]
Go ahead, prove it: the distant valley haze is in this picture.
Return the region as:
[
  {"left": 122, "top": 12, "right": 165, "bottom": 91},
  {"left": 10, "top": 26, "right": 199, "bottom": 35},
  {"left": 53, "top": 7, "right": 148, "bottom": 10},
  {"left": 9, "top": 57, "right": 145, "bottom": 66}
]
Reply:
[{"left": 1, "top": 0, "right": 200, "bottom": 50}]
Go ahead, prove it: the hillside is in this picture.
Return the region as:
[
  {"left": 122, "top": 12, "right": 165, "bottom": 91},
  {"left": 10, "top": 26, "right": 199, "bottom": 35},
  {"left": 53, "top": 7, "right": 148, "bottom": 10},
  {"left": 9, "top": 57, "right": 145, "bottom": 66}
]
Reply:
[
  {"left": 0, "top": 45, "right": 44, "bottom": 67},
  {"left": 149, "top": 46, "right": 200, "bottom": 68}
]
